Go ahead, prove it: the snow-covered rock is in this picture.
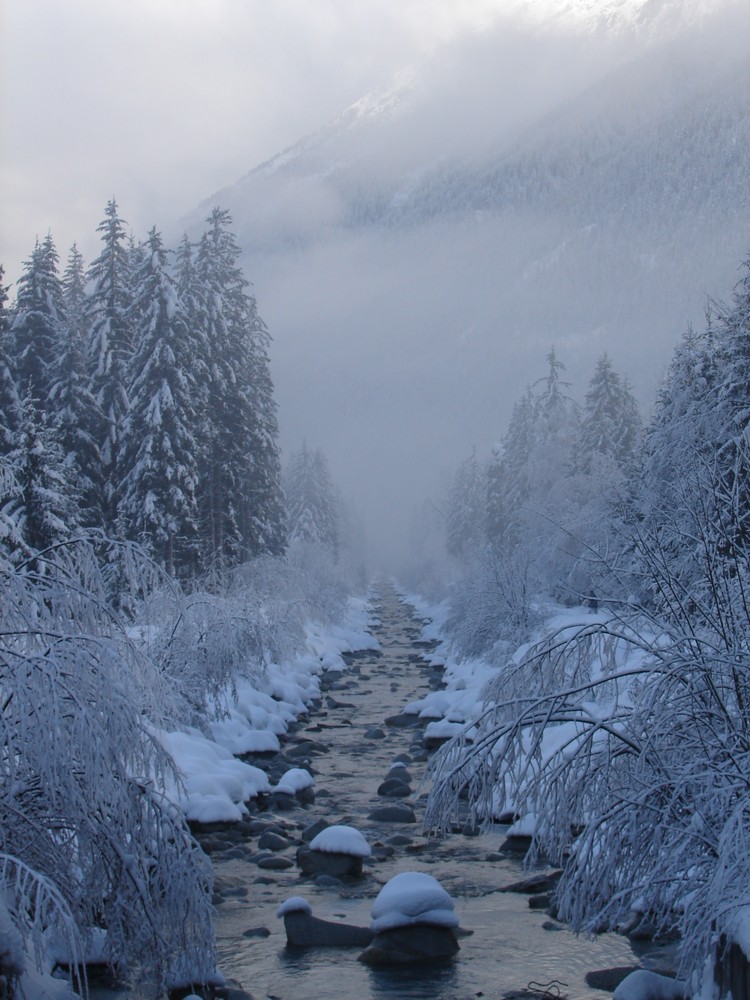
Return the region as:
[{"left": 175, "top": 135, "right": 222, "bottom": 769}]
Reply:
[
  {"left": 359, "top": 871, "right": 460, "bottom": 967},
  {"left": 308, "top": 825, "right": 371, "bottom": 857},
  {"left": 612, "top": 970, "right": 687, "bottom": 1000},
  {"left": 370, "top": 872, "right": 458, "bottom": 933}
]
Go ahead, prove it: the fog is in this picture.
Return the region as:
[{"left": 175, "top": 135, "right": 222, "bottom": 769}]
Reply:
[
  {"left": 3, "top": 0, "right": 748, "bottom": 573},
  {"left": 196, "top": 1, "right": 749, "bottom": 571}
]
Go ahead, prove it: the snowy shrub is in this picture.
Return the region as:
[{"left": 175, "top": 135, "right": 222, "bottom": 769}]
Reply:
[
  {"left": 0, "top": 538, "right": 217, "bottom": 995},
  {"left": 426, "top": 462, "right": 750, "bottom": 986},
  {"left": 444, "top": 548, "right": 540, "bottom": 660}
]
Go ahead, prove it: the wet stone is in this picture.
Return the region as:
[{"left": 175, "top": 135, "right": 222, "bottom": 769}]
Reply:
[
  {"left": 297, "top": 846, "right": 365, "bottom": 878},
  {"left": 585, "top": 967, "right": 642, "bottom": 992},
  {"left": 364, "top": 727, "right": 386, "bottom": 740},
  {"left": 301, "top": 818, "right": 329, "bottom": 842},
  {"left": 386, "top": 833, "right": 414, "bottom": 846},
  {"left": 258, "top": 831, "right": 290, "bottom": 851},
  {"left": 368, "top": 803, "right": 417, "bottom": 824},
  {"left": 377, "top": 777, "right": 412, "bottom": 798},
  {"left": 314, "top": 873, "right": 345, "bottom": 890},
  {"left": 384, "top": 712, "right": 420, "bottom": 728},
  {"left": 242, "top": 926, "right": 271, "bottom": 939},
  {"left": 257, "top": 855, "right": 294, "bottom": 871}
]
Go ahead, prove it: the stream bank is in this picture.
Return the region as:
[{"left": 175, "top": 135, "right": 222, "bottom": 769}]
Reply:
[{"left": 93, "top": 586, "right": 674, "bottom": 1000}]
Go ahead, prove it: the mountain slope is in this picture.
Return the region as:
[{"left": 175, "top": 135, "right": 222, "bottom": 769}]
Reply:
[{"left": 186, "top": 0, "right": 750, "bottom": 567}]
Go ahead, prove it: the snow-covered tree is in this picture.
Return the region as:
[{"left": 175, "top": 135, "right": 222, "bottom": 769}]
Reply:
[
  {"left": 49, "top": 244, "right": 101, "bottom": 525},
  {"left": 119, "top": 228, "right": 200, "bottom": 577},
  {"left": 445, "top": 449, "right": 486, "bottom": 562},
  {"left": 485, "top": 351, "right": 579, "bottom": 583},
  {"left": 284, "top": 442, "right": 339, "bottom": 557},
  {"left": 0, "top": 265, "right": 20, "bottom": 457},
  {"left": 574, "top": 353, "right": 641, "bottom": 475},
  {"left": 194, "top": 208, "right": 285, "bottom": 565},
  {"left": 10, "top": 235, "right": 64, "bottom": 409},
  {"left": 7, "top": 393, "right": 79, "bottom": 564},
  {"left": 83, "top": 200, "right": 134, "bottom": 532},
  {"left": 0, "top": 538, "right": 217, "bottom": 994},
  {"left": 486, "top": 387, "right": 535, "bottom": 549}
]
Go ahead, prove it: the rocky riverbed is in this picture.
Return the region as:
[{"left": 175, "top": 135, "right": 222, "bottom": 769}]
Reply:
[{"left": 92, "top": 587, "right": 677, "bottom": 1000}]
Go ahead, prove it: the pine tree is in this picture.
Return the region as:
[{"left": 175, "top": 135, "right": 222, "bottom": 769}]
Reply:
[
  {"left": 194, "top": 208, "right": 285, "bottom": 565},
  {"left": 240, "top": 305, "right": 286, "bottom": 558},
  {"left": 83, "top": 200, "right": 134, "bottom": 532},
  {"left": 49, "top": 244, "right": 101, "bottom": 525},
  {"left": 0, "top": 265, "right": 20, "bottom": 456},
  {"left": 11, "top": 235, "right": 65, "bottom": 409},
  {"left": 712, "top": 255, "right": 750, "bottom": 546},
  {"left": 446, "top": 449, "right": 486, "bottom": 562},
  {"left": 486, "top": 387, "right": 535, "bottom": 548},
  {"left": 119, "top": 228, "right": 200, "bottom": 577},
  {"left": 284, "top": 442, "right": 339, "bottom": 556},
  {"left": 9, "top": 392, "right": 79, "bottom": 564},
  {"left": 575, "top": 354, "right": 642, "bottom": 475}
]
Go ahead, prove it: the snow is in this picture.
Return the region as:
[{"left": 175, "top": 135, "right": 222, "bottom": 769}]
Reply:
[
  {"left": 730, "top": 903, "right": 750, "bottom": 959},
  {"left": 370, "top": 872, "right": 458, "bottom": 933},
  {"left": 309, "top": 825, "right": 371, "bottom": 857},
  {"left": 273, "top": 767, "right": 315, "bottom": 795},
  {"left": 155, "top": 727, "right": 271, "bottom": 823},
  {"left": 276, "top": 896, "right": 313, "bottom": 917},
  {"left": 0, "top": 897, "right": 24, "bottom": 976},
  {"left": 152, "top": 596, "right": 377, "bottom": 825},
  {"left": 507, "top": 813, "right": 537, "bottom": 837},
  {"left": 612, "top": 970, "right": 687, "bottom": 1000}
]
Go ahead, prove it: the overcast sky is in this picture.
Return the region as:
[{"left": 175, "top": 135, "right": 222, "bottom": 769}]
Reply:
[{"left": 0, "top": 0, "right": 513, "bottom": 282}]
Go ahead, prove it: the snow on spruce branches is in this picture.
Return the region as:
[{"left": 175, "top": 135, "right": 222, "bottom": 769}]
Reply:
[{"left": 1, "top": 201, "right": 286, "bottom": 577}]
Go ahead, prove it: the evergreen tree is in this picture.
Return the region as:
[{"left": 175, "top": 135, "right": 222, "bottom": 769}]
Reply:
[
  {"left": 0, "top": 265, "right": 20, "bottom": 456},
  {"left": 446, "top": 449, "right": 486, "bottom": 562},
  {"left": 49, "top": 244, "right": 101, "bottom": 524},
  {"left": 118, "top": 228, "right": 200, "bottom": 576},
  {"left": 284, "top": 442, "right": 339, "bottom": 556},
  {"left": 11, "top": 235, "right": 65, "bottom": 409},
  {"left": 486, "top": 387, "right": 535, "bottom": 548},
  {"left": 240, "top": 307, "right": 287, "bottom": 558},
  {"left": 712, "top": 255, "right": 750, "bottom": 546},
  {"left": 194, "top": 208, "right": 285, "bottom": 565},
  {"left": 575, "top": 354, "right": 642, "bottom": 475},
  {"left": 83, "top": 200, "right": 134, "bottom": 532},
  {"left": 9, "top": 392, "right": 79, "bottom": 564}
]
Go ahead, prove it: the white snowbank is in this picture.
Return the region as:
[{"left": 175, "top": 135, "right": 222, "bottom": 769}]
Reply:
[
  {"left": 153, "top": 596, "right": 376, "bottom": 825},
  {"left": 612, "top": 970, "right": 687, "bottom": 1000},
  {"left": 156, "top": 728, "right": 271, "bottom": 823},
  {"left": 273, "top": 767, "right": 315, "bottom": 795},
  {"left": 370, "top": 872, "right": 458, "bottom": 933},
  {"left": 507, "top": 813, "right": 537, "bottom": 837},
  {"left": 309, "top": 825, "right": 371, "bottom": 857},
  {"left": 276, "top": 896, "right": 313, "bottom": 918}
]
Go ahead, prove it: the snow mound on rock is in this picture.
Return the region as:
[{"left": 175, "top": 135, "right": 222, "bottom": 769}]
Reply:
[
  {"left": 273, "top": 767, "right": 315, "bottom": 795},
  {"left": 276, "top": 896, "right": 313, "bottom": 918},
  {"left": 309, "top": 824, "right": 371, "bottom": 857},
  {"left": 370, "top": 871, "right": 458, "bottom": 932}
]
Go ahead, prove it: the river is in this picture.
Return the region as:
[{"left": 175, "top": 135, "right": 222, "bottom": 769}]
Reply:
[{"left": 94, "top": 586, "right": 675, "bottom": 1000}]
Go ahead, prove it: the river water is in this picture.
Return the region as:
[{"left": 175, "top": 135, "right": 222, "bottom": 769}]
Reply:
[{"left": 94, "top": 587, "right": 674, "bottom": 1000}]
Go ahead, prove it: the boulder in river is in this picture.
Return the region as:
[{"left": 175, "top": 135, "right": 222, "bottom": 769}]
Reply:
[
  {"left": 358, "top": 925, "right": 459, "bottom": 966},
  {"left": 276, "top": 896, "right": 373, "bottom": 948},
  {"left": 368, "top": 803, "right": 417, "bottom": 823},
  {"left": 377, "top": 776, "right": 412, "bottom": 798},
  {"left": 297, "top": 824, "right": 372, "bottom": 877},
  {"left": 358, "top": 871, "right": 460, "bottom": 967}
]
